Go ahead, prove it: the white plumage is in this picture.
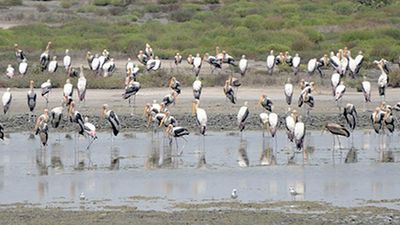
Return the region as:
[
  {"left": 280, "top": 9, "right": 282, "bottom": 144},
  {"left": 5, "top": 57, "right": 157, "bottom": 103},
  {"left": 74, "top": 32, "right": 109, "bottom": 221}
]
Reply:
[
  {"left": 266, "top": 50, "right": 275, "bottom": 70},
  {"left": 63, "top": 79, "right": 73, "bottom": 102},
  {"left": 192, "top": 78, "right": 202, "bottom": 100},
  {"left": 77, "top": 69, "right": 87, "bottom": 102},
  {"left": 307, "top": 58, "right": 317, "bottom": 74},
  {"left": 2, "top": 88, "right": 12, "bottom": 114},
  {"left": 284, "top": 81, "right": 293, "bottom": 105},
  {"left": 331, "top": 73, "right": 340, "bottom": 96},
  {"left": 292, "top": 54, "right": 301, "bottom": 68},
  {"left": 6, "top": 65, "right": 14, "bottom": 79},
  {"left": 268, "top": 112, "right": 279, "bottom": 137},
  {"left": 19, "top": 59, "right": 28, "bottom": 75},
  {"left": 63, "top": 49, "right": 71, "bottom": 70},
  {"left": 239, "top": 55, "right": 248, "bottom": 76},
  {"left": 362, "top": 79, "right": 371, "bottom": 102},
  {"left": 48, "top": 56, "right": 58, "bottom": 73},
  {"left": 91, "top": 55, "right": 100, "bottom": 71},
  {"left": 126, "top": 58, "right": 134, "bottom": 73},
  {"left": 259, "top": 112, "right": 269, "bottom": 126},
  {"left": 294, "top": 120, "right": 305, "bottom": 150},
  {"left": 335, "top": 82, "right": 346, "bottom": 101}
]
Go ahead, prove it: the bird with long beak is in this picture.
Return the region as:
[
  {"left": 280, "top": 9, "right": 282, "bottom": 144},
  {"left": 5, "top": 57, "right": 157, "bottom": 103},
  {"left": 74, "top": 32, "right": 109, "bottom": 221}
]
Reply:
[
  {"left": 27, "top": 80, "right": 36, "bottom": 122},
  {"left": 102, "top": 104, "right": 120, "bottom": 137},
  {"left": 35, "top": 109, "right": 49, "bottom": 135},
  {"left": 165, "top": 124, "right": 189, "bottom": 156},
  {"left": 168, "top": 76, "right": 181, "bottom": 94},
  {"left": 259, "top": 95, "right": 273, "bottom": 112},
  {"left": 224, "top": 80, "right": 236, "bottom": 104},
  {"left": 323, "top": 122, "right": 350, "bottom": 150},
  {"left": 192, "top": 99, "right": 207, "bottom": 135}
]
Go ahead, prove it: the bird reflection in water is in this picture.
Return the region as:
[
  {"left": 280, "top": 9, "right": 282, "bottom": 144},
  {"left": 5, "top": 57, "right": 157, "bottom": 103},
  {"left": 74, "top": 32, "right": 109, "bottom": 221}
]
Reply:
[
  {"left": 36, "top": 147, "right": 48, "bottom": 176},
  {"left": 145, "top": 131, "right": 160, "bottom": 169},
  {"left": 344, "top": 147, "right": 358, "bottom": 163},
  {"left": 110, "top": 147, "right": 120, "bottom": 170},
  {"left": 238, "top": 139, "right": 249, "bottom": 167},
  {"left": 50, "top": 143, "right": 63, "bottom": 170},
  {"left": 260, "top": 136, "right": 276, "bottom": 166}
]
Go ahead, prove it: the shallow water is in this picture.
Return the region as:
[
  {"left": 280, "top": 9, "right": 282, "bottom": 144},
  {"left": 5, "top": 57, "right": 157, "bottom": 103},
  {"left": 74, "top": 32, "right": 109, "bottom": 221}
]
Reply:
[{"left": 0, "top": 130, "right": 400, "bottom": 210}]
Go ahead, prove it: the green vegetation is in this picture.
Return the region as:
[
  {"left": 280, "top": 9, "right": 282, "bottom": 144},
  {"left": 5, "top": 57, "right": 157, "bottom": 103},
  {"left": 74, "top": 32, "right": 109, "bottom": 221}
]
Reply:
[
  {"left": 0, "top": 0, "right": 399, "bottom": 61},
  {"left": 0, "top": 0, "right": 22, "bottom": 6}
]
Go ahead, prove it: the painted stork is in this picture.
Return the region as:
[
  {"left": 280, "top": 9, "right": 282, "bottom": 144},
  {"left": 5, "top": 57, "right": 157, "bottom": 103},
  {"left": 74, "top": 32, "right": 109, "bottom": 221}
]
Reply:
[
  {"left": 371, "top": 106, "right": 385, "bottom": 134},
  {"left": 222, "top": 50, "right": 236, "bottom": 66},
  {"left": 266, "top": 50, "right": 275, "bottom": 75},
  {"left": 6, "top": 65, "right": 14, "bottom": 79},
  {"left": 292, "top": 53, "right": 301, "bottom": 76},
  {"left": 91, "top": 54, "right": 100, "bottom": 72},
  {"left": 63, "top": 79, "right": 73, "bottom": 106},
  {"left": 126, "top": 58, "right": 134, "bottom": 74},
  {"left": 284, "top": 78, "right": 293, "bottom": 106},
  {"left": 35, "top": 109, "right": 49, "bottom": 147},
  {"left": 237, "top": 101, "right": 249, "bottom": 132},
  {"left": 2, "top": 88, "right": 12, "bottom": 115},
  {"left": 99, "top": 49, "right": 109, "bottom": 69},
  {"left": 174, "top": 53, "right": 182, "bottom": 66},
  {"left": 223, "top": 80, "right": 236, "bottom": 104},
  {"left": 48, "top": 56, "right": 58, "bottom": 73},
  {"left": 14, "top": 43, "right": 27, "bottom": 62},
  {"left": 192, "top": 99, "right": 207, "bottom": 135},
  {"left": 331, "top": 72, "right": 341, "bottom": 96},
  {"left": 122, "top": 79, "right": 140, "bottom": 113},
  {"left": 294, "top": 116, "right": 305, "bottom": 151},
  {"left": 77, "top": 66, "right": 87, "bottom": 104},
  {"left": 40, "top": 41, "right": 51, "bottom": 72},
  {"left": 375, "top": 59, "right": 388, "bottom": 100},
  {"left": 203, "top": 53, "right": 221, "bottom": 74},
  {"left": 348, "top": 51, "right": 363, "bottom": 78},
  {"left": 63, "top": 49, "right": 71, "bottom": 71},
  {"left": 307, "top": 58, "right": 323, "bottom": 77},
  {"left": 343, "top": 103, "right": 357, "bottom": 131},
  {"left": 102, "top": 58, "right": 115, "bottom": 77},
  {"left": 168, "top": 77, "right": 181, "bottom": 94},
  {"left": 27, "top": 80, "right": 36, "bottom": 121},
  {"left": 361, "top": 76, "right": 371, "bottom": 111},
  {"left": 335, "top": 81, "right": 346, "bottom": 110},
  {"left": 68, "top": 101, "right": 84, "bottom": 135},
  {"left": 193, "top": 53, "right": 203, "bottom": 76},
  {"left": 259, "top": 95, "right": 273, "bottom": 112},
  {"left": 86, "top": 51, "right": 94, "bottom": 70},
  {"left": 239, "top": 55, "right": 248, "bottom": 76},
  {"left": 285, "top": 110, "right": 298, "bottom": 143},
  {"left": 268, "top": 112, "right": 279, "bottom": 138},
  {"left": 50, "top": 103, "right": 64, "bottom": 129},
  {"left": 298, "top": 88, "right": 314, "bottom": 120},
  {"left": 162, "top": 91, "right": 178, "bottom": 109},
  {"left": 192, "top": 77, "right": 202, "bottom": 100},
  {"left": 324, "top": 122, "right": 350, "bottom": 149},
  {"left": 145, "top": 43, "right": 153, "bottom": 58},
  {"left": 159, "top": 111, "right": 177, "bottom": 128},
  {"left": 166, "top": 124, "right": 189, "bottom": 155},
  {"left": 83, "top": 117, "right": 97, "bottom": 150},
  {"left": 137, "top": 50, "right": 148, "bottom": 66},
  {"left": 187, "top": 54, "right": 193, "bottom": 66},
  {"left": 19, "top": 58, "right": 28, "bottom": 75},
  {"left": 259, "top": 112, "right": 269, "bottom": 136},
  {"left": 102, "top": 104, "right": 120, "bottom": 137},
  {"left": 41, "top": 79, "right": 51, "bottom": 108}
]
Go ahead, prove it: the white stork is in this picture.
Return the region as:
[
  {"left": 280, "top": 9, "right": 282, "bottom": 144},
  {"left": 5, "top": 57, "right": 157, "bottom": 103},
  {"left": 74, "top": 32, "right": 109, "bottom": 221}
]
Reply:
[
  {"left": 2, "top": 88, "right": 12, "bottom": 115},
  {"left": 6, "top": 64, "right": 14, "bottom": 79},
  {"left": 19, "top": 58, "right": 28, "bottom": 75},
  {"left": 192, "top": 99, "right": 207, "bottom": 135},
  {"left": 192, "top": 77, "right": 202, "bottom": 100},
  {"left": 237, "top": 101, "right": 249, "bottom": 132},
  {"left": 63, "top": 49, "right": 71, "bottom": 71},
  {"left": 239, "top": 55, "right": 248, "bottom": 76},
  {"left": 48, "top": 56, "right": 58, "bottom": 73}
]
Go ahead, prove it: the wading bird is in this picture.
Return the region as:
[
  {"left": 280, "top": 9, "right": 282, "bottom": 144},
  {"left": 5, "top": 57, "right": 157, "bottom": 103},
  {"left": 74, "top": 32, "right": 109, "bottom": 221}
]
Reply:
[
  {"left": 166, "top": 124, "right": 189, "bottom": 156},
  {"left": 174, "top": 53, "right": 182, "bottom": 66},
  {"left": 307, "top": 58, "right": 323, "bottom": 77},
  {"left": 77, "top": 66, "right": 87, "bottom": 104},
  {"left": 335, "top": 81, "right": 346, "bottom": 111},
  {"left": 137, "top": 50, "right": 148, "bottom": 66},
  {"left": 63, "top": 49, "right": 71, "bottom": 71},
  {"left": 14, "top": 43, "right": 27, "bottom": 62},
  {"left": 237, "top": 101, "right": 249, "bottom": 133},
  {"left": 27, "top": 80, "right": 36, "bottom": 122},
  {"left": 162, "top": 91, "right": 178, "bottom": 109},
  {"left": 223, "top": 80, "right": 236, "bottom": 104},
  {"left": 192, "top": 77, "right": 202, "bottom": 100},
  {"left": 259, "top": 95, "right": 273, "bottom": 112},
  {"left": 86, "top": 52, "right": 94, "bottom": 70},
  {"left": 102, "top": 58, "right": 115, "bottom": 77},
  {"left": 91, "top": 54, "right": 100, "bottom": 73},
  {"left": 102, "top": 104, "right": 120, "bottom": 140},
  {"left": 324, "top": 122, "right": 350, "bottom": 149},
  {"left": 40, "top": 41, "right": 51, "bottom": 72},
  {"left": 239, "top": 55, "right": 248, "bottom": 76},
  {"left": 168, "top": 77, "right": 181, "bottom": 94},
  {"left": 35, "top": 109, "right": 49, "bottom": 148},
  {"left": 50, "top": 103, "right": 64, "bottom": 130},
  {"left": 331, "top": 73, "right": 340, "bottom": 96},
  {"left": 268, "top": 112, "right": 279, "bottom": 138},
  {"left": 19, "top": 58, "right": 28, "bottom": 75},
  {"left": 68, "top": 101, "right": 84, "bottom": 136},
  {"left": 203, "top": 53, "right": 221, "bottom": 74},
  {"left": 41, "top": 79, "right": 51, "bottom": 108},
  {"left": 122, "top": 79, "right": 141, "bottom": 113},
  {"left": 375, "top": 59, "right": 388, "bottom": 101},
  {"left": 48, "top": 56, "right": 58, "bottom": 73},
  {"left": 192, "top": 99, "right": 207, "bottom": 135},
  {"left": 284, "top": 78, "right": 293, "bottom": 106},
  {"left": 285, "top": 110, "right": 298, "bottom": 143},
  {"left": 83, "top": 117, "right": 97, "bottom": 150},
  {"left": 2, "top": 88, "right": 12, "bottom": 115},
  {"left": 63, "top": 79, "right": 73, "bottom": 106},
  {"left": 259, "top": 112, "right": 269, "bottom": 137},
  {"left": 343, "top": 103, "right": 357, "bottom": 131},
  {"left": 294, "top": 116, "right": 305, "bottom": 151}
]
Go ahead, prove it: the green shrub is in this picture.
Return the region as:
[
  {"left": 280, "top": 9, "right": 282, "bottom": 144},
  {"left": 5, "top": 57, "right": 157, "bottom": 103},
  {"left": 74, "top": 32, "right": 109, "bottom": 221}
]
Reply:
[
  {"left": 0, "top": 0, "right": 22, "bottom": 6},
  {"left": 388, "top": 69, "right": 400, "bottom": 87}
]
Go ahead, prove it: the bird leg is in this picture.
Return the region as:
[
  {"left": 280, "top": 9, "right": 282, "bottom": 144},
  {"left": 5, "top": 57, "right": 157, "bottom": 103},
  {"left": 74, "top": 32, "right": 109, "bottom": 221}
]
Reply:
[{"left": 86, "top": 137, "right": 96, "bottom": 151}]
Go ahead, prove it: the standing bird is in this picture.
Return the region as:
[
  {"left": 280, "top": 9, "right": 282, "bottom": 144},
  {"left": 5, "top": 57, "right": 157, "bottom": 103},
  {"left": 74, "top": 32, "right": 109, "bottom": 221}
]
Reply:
[
  {"left": 193, "top": 53, "right": 203, "bottom": 76},
  {"left": 63, "top": 49, "right": 71, "bottom": 71},
  {"left": 2, "top": 88, "right": 12, "bottom": 115},
  {"left": 285, "top": 110, "right": 297, "bottom": 143},
  {"left": 83, "top": 117, "right": 97, "bottom": 150},
  {"left": 145, "top": 43, "right": 153, "bottom": 58},
  {"left": 192, "top": 99, "right": 207, "bottom": 135},
  {"left": 168, "top": 77, "right": 181, "bottom": 94},
  {"left": 14, "top": 43, "right": 27, "bottom": 62},
  {"left": 86, "top": 51, "right": 94, "bottom": 70},
  {"left": 187, "top": 54, "right": 194, "bottom": 66},
  {"left": 361, "top": 76, "right": 371, "bottom": 111},
  {"left": 237, "top": 101, "right": 249, "bottom": 132},
  {"left": 102, "top": 104, "right": 120, "bottom": 137},
  {"left": 259, "top": 112, "right": 269, "bottom": 137},
  {"left": 266, "top": 50, "right": 275, "bottom": 75},
  {"left": 335, "top": 81, "right": 346, "bottom": 110},
  {"left": 174, "top": 53, "right": 182, "bottom": 66},
  {"left": 122, "top": 79, "right": 141, "bottom": 112},
  {"left": 166, "top": 124, "right": 189, "bottom": 155},
  {"left": 223, "top": 80, "right": 236, "bottom": 104},
  {"left": 331, "top": 72, "right": 341, "bottom": 96},
  {"left": 348, "top": 51, "right": 363, "bottom": 78},
  {"left": 284, "top": 78, "right": 293, "bottom": 106},
  {"left": 126, "top": 58, "right": 134, "bottom": 73},
  {"left": 239, "top": 55, "right": 248, "bottom": 76},
  {"left": 27, "top": 80, "right": 37, "bottom": 121},
  {"left": 40, "top": 41, "right": 51, "bottom": 72},
  {"left": 137, "top": 50, "right": 148, "bottom": 66},
  {"left": 102, "top": 58, "right": 115, "bottom": 77},
  {"left": 259, "top": 95, "right": 273, "bottom": 112},
  {"left": 307, "top": 58, "right": 323, "bottom": 77},
  {"left": 91, "top": 54, "right": 100, "bottom": 72},
  {"left": 77, "top": 66, "right": 87, "bottom": 104},
  {"left": 324, "top": 123, "right": 350, "bottom": 149},
  {"left": 203, "top": 53, "right": 221, "bottom": 74},
  {"left": 161, "top": 91, "right": 178, "bottom": 109},
  {"left": 41, "top": 79, "right": 52, "bottom": 108},
  {"left": 292, "top": 53, "right": 301, "bottom": 76},
  {"left": 19, "top": 58, "right": 28, "bottom": 75},
  {"left": 6, "top": 64, "right": 14, "bottom": 79},
  {"left": 375, "top": 59, "right": 388, "bottom": 100},
  {"left": 192, "top": 77, "right": 202, "bottom": 100},
  {"left": 268, "top": 112, "right": 279, "bottom": 138},
  {"left": 50, "top": 103, "right": 64, "bottom": 129},
  {"left": 68, "top": 101, "right": 84, "bottom": 135},
  {"left": 294, "top": 116, "right": 305, "bottom": 151},
  {"left": 63, "top": 79, "right": 73, "bottom": 106},
  {"left": 35, "top": 109, "right": 49, "bottom": 147},
  {"left": 48, "top": 56, "right": 58, "bottom": 73},
  {"left": 343, "top": 103, "right": 357, "bottom": 131}
]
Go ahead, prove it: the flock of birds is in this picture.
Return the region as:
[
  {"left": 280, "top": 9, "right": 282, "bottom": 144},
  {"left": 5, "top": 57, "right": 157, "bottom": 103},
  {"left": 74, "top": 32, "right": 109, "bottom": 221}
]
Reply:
[{"left": 1, "top": 41, "right": 399, "bottom": 156}]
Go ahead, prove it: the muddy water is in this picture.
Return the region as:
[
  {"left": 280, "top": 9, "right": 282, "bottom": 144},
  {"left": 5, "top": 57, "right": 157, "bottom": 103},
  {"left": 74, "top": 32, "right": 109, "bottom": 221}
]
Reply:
[{"left": 0, "top": 130, "right": 400, "bottom": 210}]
